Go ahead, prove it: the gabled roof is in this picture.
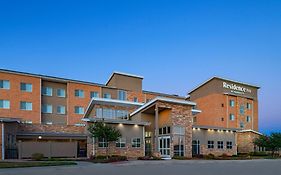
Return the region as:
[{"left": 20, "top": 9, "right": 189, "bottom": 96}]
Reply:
[
  {"left": 130, "top": 97, "right": 196, "bottom": 117},
  {"left": 188, "top": 76, "right": 260, "bottom": 95},
  {"left": 106, "top": 71, "right": 144, "bottom": 86}
]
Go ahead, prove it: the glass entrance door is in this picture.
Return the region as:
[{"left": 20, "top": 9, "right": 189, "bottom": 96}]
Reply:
[{"left": 158, "top": 136, "right": 171, "bottom": 158}]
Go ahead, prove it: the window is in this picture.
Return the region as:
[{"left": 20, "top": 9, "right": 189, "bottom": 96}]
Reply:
[
  {"left": 57, "top": 105, "right": 66, "bottom": 114},
  {"left": 0, "top": 100, "right": 10, "bottom": 109},
  {"left": 208, "top": 141, "right": 214, "bottom": 149},
  {"left": 146, "top": 99, "right": 151, "bottom": 103},
  {"left": 217, "top": 141, "right": 224, "bottom": 149},
  {"left": 221, "top": 117, "right": 224, "bottom": 121},
  {"left": 227, "top": 141, "right": 233, "bottom": 149},
  {"left": 103, "top": 93, "right": 111, "bottom": 99},
  {"left": 95, "top": 108, "right": 129, "bottom": 120},
  {"left": 103, "top": 108, "right": 114, "bottom": 119},
  {"left": 193, "top": 117, "right": 197, "bottom": 123},
  {"left": 247, "top": 103, "right": 252, "bottom": 110},
  {"left": 20, "top": 101, "right": 32, "bottom": 111},
  {"left": 90, "top": 91, "right": 99, "bottom": 98},
  {"left": 95, "top": 108, "right": 103, "bottom": 118},
  {"left": 240, "top": 122, "right": 244, "bottom": 128},
  {"left": 116, "top": 138, "right": 126, "bottom": 148},
  {"left": 246, "top": 116, "right": 251, "bottom": 122},
  {"left": 74, "top": 106, "right": 84, "bottom": 114},
  {"left": 221, "top": 103, "right": 224, "bottom": 107},
  {"left": 229, "top": 114, "right": 235, "bottom": 121},
  {"left": 57, "top": 89, "right": 66, "bottom": 97},
  {"left": 159, "top": 126, "right": 171, "bottom": 135},
  {"left": 42, "top": 87, "right": 53, "bottom": 96},
  {"left": 145, "top": 132, "right": 152, "bottom": 137},
  {"left": 173, "top": 126, "right": 185, "bottom": 135},
  {"left": 98, "top": 138, "right": 108, "bottom": 148},
  {"left": 174, "top": 135, "right": 184, "bottom": 156},
  {"left": 0, "top": 80, "right": 10, "bottom": 89},
  {"left": 20, "top": 83, "right": 32, "bottom": 92},
  {"left": 118, "top": 90, "right": 127, "bottom": 101},
  {"left": 229, "top": 100, "right": 235, "bottom": 107},
  {"left": 133, "top": 97, "right": 138, "bottom": 102},
  {"left": 75, "top": 89, "right": 84, "bottom": 98},
  {"left": 132, "top": 138, "right": 141, "bottom": 148},
  {"left": 42, "top": 104, "right": 52, "bottom": 113},
  {"left": 240, "top": 105, "right": 245, "bottom": 115}
]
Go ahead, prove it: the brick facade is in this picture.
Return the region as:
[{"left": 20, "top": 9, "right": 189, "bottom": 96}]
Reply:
[
  {"left": 200, "top": 145, "right": 237, "bottom": 156},
  {"left": 17, "top": 123, "right": 86, "bottom": 134},
  {"left": 0, "top": 72, "right": 41, "bottom": 123}
]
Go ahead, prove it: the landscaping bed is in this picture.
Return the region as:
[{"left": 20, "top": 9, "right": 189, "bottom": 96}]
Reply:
[
  {"left": 0, "top": 161, "right": 77, "bottom": 169},
  {"left": 88, "top": 155, "right": 128, "bottom": 163}
]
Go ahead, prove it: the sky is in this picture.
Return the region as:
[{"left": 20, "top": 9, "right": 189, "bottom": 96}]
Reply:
[{"left": 0, "top": 0, "right": 280, "bottom": 134}]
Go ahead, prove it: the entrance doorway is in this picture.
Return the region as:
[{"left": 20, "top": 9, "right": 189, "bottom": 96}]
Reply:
[
  {"left": 158, "top": 136, "right": 171, "bottom": 158},
  {"left": 192, "top": 140, "right": 200, "bottom": 156}
]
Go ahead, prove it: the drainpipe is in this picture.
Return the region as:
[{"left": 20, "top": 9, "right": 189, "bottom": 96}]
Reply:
[{"left": 1, "top": 123, "right": 5, "bottom": 160}]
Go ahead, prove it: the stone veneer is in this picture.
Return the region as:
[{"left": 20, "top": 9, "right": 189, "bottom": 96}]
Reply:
[
  {"left": 237, "top": 131, "right": 261, "bottom": 153},
  {"left": 156, "top": 101, "right": 193, "bottom": 158}
]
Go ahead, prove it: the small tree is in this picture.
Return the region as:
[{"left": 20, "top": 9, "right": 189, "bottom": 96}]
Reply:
[
  {"left": 88, "top": 121, "right": 121, "bottom": 158},
  {"left": 254, "top": 132, "right": 281, "bottom": 157}
]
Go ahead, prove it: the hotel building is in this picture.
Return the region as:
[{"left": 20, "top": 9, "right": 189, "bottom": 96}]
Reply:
[{"left": 0, "top": 69, "right": 261, "bottom": 160}]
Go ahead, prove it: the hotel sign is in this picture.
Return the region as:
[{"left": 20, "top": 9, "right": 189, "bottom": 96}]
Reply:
[{"left": 223, "top": 82, "right": 252, "bottom": 95}]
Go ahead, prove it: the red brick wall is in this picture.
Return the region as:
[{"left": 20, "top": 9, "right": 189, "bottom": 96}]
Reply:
[
  {"left": 193, "top": 93, "right": 258, "bottom": 131},
  {"left": 0, "top": 123, "right": 2, "bottom": 160},
  {"left": 67, "top": 82, "right": 101, "bottom": 125},
  {"left": 0, "top": 72, "right": 41, "bottom": 123}
]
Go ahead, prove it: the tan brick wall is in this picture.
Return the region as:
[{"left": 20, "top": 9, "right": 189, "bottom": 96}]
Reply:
[
  {"left": 0, "top": 72, "right": 41, "bottom": 123},
  {"left": 237, "top": 132, "right": 260, "bottom": 153}
]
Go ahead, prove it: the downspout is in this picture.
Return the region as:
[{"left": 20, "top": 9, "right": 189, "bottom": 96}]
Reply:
[{"left": 1, "top": 123, "right": 5, "bottom": 160}]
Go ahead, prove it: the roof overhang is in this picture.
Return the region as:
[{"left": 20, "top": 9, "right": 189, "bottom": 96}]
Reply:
[
  {"left": 130, "top": 97, "right": 197, "bottom": 117},
  {"left": 17, "top": 132, "right": 87, "bottom": 139},
  {"left": 237, "top": 129, "right": 263, "bottom": 136},
  {"left": 0, "top": 117, "right": 21, "bottom": 123},
  {"left": 193, "top": 125, "right": 240, "bottom": 132},
  {"left": 83, "top": 97, "right": 144, "bottom": 119},
  {"left": 82, "top": 118, "right": 150, "bottom": 126}
]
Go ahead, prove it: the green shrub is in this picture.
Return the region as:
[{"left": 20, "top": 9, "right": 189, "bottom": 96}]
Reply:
[
  {"left": 173, "top": 156, "right": 190, "bottom": 160},
  {"left": 31, "top": 153, "right": 44, "bottom": 161},
  {"left": 205, "top": 153, "right": 216, "bottom": 159},
  {"left": 249, "top": 152, "right": 268, "bottom": 157},
  {"left": 137, "top": 156, "right": 162, "bottom": 160}
]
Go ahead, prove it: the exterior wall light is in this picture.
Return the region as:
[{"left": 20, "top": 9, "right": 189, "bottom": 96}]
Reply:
[{"left": 38, "top": 136, "right": 42, "bottom": 139}]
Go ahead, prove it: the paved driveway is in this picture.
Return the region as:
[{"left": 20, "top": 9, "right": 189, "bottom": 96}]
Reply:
[{"left": 1, "top": 159, "right": 281, "bottom": 175}]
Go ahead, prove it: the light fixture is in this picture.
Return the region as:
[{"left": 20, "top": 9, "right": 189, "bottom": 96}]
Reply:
[{"left": 38, "top": 136, "right": 42, "bottom": 139}]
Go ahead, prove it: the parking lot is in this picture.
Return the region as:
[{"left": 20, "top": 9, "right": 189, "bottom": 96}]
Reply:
[{"left": 1, "top": 159, "right": 281, "bottom": 175}]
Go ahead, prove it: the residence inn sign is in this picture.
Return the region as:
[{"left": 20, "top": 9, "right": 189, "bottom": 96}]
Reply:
[{"left": 223, "top": 82, "right": 252, "bottom": 95}]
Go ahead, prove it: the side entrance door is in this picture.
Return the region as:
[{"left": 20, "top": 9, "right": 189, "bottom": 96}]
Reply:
[
  {"left": 192, "top": 140, "right": 200, "bottom": 156},
  {"left": 158, "top": 136, "right": 171, "bottom": 158}
]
